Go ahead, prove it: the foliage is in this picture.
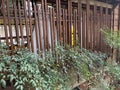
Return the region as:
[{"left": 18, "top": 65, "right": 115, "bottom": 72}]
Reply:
[
  {"left": 0, "top": 43, "right": 106, "bottom": 90},
  {"left": 101, "top": 29, "right": 120, "bottom": 48},
  {"left": 90, "top": 29, "right": 120, "bottom": 90},
  {"left": 0, "top": 43, "right": 41, "bottom": 90},
  {"left": 107, "top": 64, "right": 120, "bottom": 89},
  {"left": 37, "top": 45, "right": 106, "bottom": 89}
]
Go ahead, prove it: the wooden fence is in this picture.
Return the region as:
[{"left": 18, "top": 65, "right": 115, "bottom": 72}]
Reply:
[{"left": 0, "top": 0, "right": 113, "bottom": 53}]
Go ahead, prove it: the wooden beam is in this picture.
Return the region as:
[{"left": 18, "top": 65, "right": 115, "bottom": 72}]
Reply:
[{"left": 72, "top": 0, "right": 112, "bottom": 8}]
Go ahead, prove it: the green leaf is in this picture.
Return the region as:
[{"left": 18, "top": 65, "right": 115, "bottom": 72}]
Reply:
[
  {"left": 0, "top": 79, "right": 6, "bottom": 88},
  {"left": 8, "top": 74, "right": 15, "bottom": 82},
  {"left": 16, "top": 85, "right": 24, "bottom": 90}
]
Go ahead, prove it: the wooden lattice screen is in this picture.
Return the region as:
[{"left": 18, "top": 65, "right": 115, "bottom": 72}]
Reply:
[{"left": 0, "top": 0, "right": 113, "bottom": 54}]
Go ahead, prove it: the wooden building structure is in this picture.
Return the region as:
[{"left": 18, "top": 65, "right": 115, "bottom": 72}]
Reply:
[
  {"left": 0, "top": 0, "right": 120, "bottom": 90},
  {"left": 0, "top": 0, "right": 119, "bottom": 53}
]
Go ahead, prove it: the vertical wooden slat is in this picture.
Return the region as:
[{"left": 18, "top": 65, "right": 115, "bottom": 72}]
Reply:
[
  {"left": 24, "top": 0, "right": 30, "bottom": 49},
  {"left": 37, "top": 5, "right": 43, "bottom": 51},
  {"left": 65, "top": 10, "right": 68, "bottom": 44},
  {"left": 74, "top": 10, "right": 77, "bottom": 46},
  {"left": 18, "top": 2, "right": 24, "bottom": 48},
  {"left": 49, "top": 8, "right": 54, "bottom": 50},
  {"left": 62, "top": 9, "right": 65, "bottom": 45},
  {"left": 89, "top": 10, "right": 92, "bottom": 50},
  {"left": 56, "top": 0, "right": 61, "bottom": 41},
  {"left": 28, "top": 0, "right": 34, "bottom": 51},
  {"left": 90, "top": 10, "right": 94, "bottom": 50},
  {"left": 6, "top": 0, "right": 14, "bottom": 52},
  {"left": 44, "top": 0, "right": 49, "bottom": 50},
  {"left": 109, "top": 9, "right": 113, "bottom": 53},
  {"left": 103, "top": 10, "right": 106, "bottom": 53},
  {"left": 52, "top": 8, "right": 56, "bottom": 46},
  {"left": 73, "top": 10, "right": 77, "bottom": 47},
  {"left": 108, "top": 13, "right": 111, "bottom": 52},
  {"left": 2, "top": 0, "right": 9, "bottom": 48},
  {"left": 93, "top": 4, "right": 97, "bottom": 50},
  {"left": 61, "top": 9, "right": 63, "bottom": 46},
  {"left": 33, "top": 3, "right": 39, "bottom": 52},
  {"left": 0, "top": 35, "right": 1, "bottom": 44},
  {"left": 41, "top": 0, "right": 47, "bottom": 50},
  {"left": 95, "top": 12, "right": 98, "bottom": 51},
  {"left": 105, "top": 7, "right": 109, "bottom": 53},
  {"left": 78, "top": 0, "right": 82, "bottom": 47},
  {"left": 97, "top": 13, "right": 100, "bottom": 51},
  {"left": 55, "top": 0, "right": 59, "bottom": 61},
  {"left": 73, "top": 10, "right": 75, "bottom": 47},
  {"left": 68, "top": 0, "right": 72, "bottom": 46},
  {"left": 82, "top": 11, "right": 86, "bottom": 48},
  {"left": 86, "top": 0, "right": 90, "bottom": 49},
  {"left": 100, "top": 6, "right": 103, "bottom": 51},
  {"left": 13, "top": 2, "right": 19, "bottom": 47},
  {"left": 103, "top": 12, "right": 106, "bottom": 52},
  {"left": 58, "top": 0, "right": 62, "bottom": 45}
]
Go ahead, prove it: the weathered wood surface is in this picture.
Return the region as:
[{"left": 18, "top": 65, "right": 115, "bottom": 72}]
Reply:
[{"left": 0, "top": 0, "right": 113, "bottom": 53}]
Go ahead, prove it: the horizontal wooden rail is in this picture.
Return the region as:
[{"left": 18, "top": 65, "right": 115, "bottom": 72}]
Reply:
[
  {"left": 0, "top": 18, "right": 35, "bottom": 25},
  {"left": 0, "top": 35, "right": 31, "bottom": 40},
  {"left": 72, "top": 0, "right": 112, "bottom": 8}
]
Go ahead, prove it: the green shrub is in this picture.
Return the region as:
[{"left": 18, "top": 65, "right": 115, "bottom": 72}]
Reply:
[{"left": 0, "top": 43, "right": 106, "bottom": 90}]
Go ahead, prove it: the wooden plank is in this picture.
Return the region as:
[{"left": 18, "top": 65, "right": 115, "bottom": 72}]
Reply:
[
  {"left": 68, "top": 0, "right": 72, "bottom": 46},
  {"left": 0, "top": 35, "right": 1, "bottom": 44},
  {"left": 65, "top": 10, "right": 68, "bottom": 45},
  {"left": 105, "top": 7, "right": 109, "bottom": 53},
  {"left": 62, "top": 9, "right": 65, "bottom": 46},
  {"left": 24, "top": 0, "right": 30, "bottom": 49},
  {"left": 97, "top": 13, "right": 100, "bottom": 51},
  {"left": 49, "top": 8, "right": 54, "bottom": 50},
  {"left": 56, "top": 0, "right": 62, "bottom": 44},
  {"left": 90, "top": 10, "right": 94, "bottom": 50},
  {"left": 37, "top": 5, "right": 43, "bottom": 51},
  {"left": 33, "top": 3, "right": 39, "bottom": 53},
  {"left": 105, "top": 13, "right": 108, "bottom": 53},
  {"left": 82, "top": 12, "right": 86, "bottom": 48},
  {"left": 18, "top": 2, "right": 24, "bottom": 48},
  {"left": 44, "top": 0, "right": 49, "bottom": 50},
  {"left": 74, "top": 10, "right": 77, "bottom": 48},
  {"left": 58, "top": 0, "right": 62, "bottom": 45},
  {"left": 102, "top": 14, "right": 106, "bottom": 53},
  {"left": 72, "top": 10, "right": 77, "bottom": 47},
  {"left": 99, "top": 6, "right": 103, "bottom": 52},
  {"left": 0, "top": 18, "right": 35, "bottom": 25},
  {"left": 28, "top": 0, "right": 34, "bottom": 52},
  {"left": 72, "top": 0, "right": 112, "bottom": 8},
  {"left": 6, "top": 0, "right": 14, "bottom": 52},
  {"left": 41, "top": 0, "right": 47, "bottom": 50},
  {"left": 86, "top": 0, "right": 90, "bottom": 49},
  {"left": 52, "top": 8, "right": 56, "bottom": 47},
  {"left": 61, "top": 9, "right": 63, "bottom": 45},
  {"left": 93, "top": 4, "right": 97, "bottom": 50},
  {"left": 73, "top": 10, "right": 77, "bottom": 47},
  {"left": 0, "top": 35, "right": 31, "bottom": 40},
  {"left": 78, "top": 0, "right": 82, "bottom": 48},
  {"left": 13, "top": 2, "right": 19, "bottom": 47},
  {"left": 1, "top": 0, "right": 9, "bottom": 48}
]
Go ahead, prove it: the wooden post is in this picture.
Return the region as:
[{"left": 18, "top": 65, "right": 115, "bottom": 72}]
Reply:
[
  {"left": 68, "top": 0, "right": 72, "bottom": 46},
  {"left": 78, "top": 0, "right": 82, "bottom": 48},
  {"left": 113, "top": 3, "right": 119, "bottom": 63},
  {"left": 86, "top": 0, "right": 90, "bottom": 49}
]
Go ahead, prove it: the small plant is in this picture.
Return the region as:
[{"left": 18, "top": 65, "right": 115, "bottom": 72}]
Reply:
[
  {"left": 0, "top": 43, "right": 106, "bottom": 90},
  {"left": 89, "top": 29, "right": 120, "bottom": 90},
  {"left": 0, "top": 43, "right": 42, "bottom": 90},
  {"left": 101, "top": 29, "right": 120, "bottom": 48}
]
